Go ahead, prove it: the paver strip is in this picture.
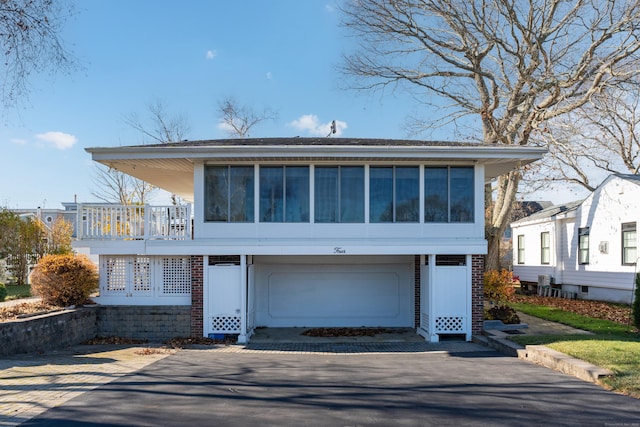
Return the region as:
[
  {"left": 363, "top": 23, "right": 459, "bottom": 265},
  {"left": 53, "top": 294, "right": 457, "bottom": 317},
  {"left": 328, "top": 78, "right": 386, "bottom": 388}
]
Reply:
[{"left": 0, "top": 345, "right": 175, "bottom": 427}]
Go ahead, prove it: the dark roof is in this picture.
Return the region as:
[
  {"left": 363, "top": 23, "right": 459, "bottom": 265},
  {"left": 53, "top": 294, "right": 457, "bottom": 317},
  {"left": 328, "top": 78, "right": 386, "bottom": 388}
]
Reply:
[
  {"left": 613, "top": 173, "right": 640, "bottom": 186},
  {"left": 511, "top": 199, "right": 583, "bottom": 225},
  {"left": 128, "top": 137, "right": 488, "bottom": 149}
]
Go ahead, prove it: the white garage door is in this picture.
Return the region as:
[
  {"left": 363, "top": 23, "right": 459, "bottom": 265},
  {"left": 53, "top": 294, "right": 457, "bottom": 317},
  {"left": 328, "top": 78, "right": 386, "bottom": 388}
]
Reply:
[{"left": 254, "top": 260, "right": 413, "bottom": 327}]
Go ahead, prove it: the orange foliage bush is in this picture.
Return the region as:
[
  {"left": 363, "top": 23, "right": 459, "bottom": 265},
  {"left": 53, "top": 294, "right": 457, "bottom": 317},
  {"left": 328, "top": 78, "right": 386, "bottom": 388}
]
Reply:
[
  {"left": 30, "top": 254, "right": 98, "bottom": 306},
  {"left": 483, "top": 268, "right": 516, "bottom": 305}
]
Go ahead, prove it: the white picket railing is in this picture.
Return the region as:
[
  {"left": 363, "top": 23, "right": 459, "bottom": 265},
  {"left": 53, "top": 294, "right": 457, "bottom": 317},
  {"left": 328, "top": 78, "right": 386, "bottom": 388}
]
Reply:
[{"left": 77, "top": 204, "right": 191, "bottom": 240}]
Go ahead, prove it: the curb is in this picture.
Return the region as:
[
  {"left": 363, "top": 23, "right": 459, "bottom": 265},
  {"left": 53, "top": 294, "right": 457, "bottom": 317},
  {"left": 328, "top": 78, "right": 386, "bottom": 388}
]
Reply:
[{"left": 476, "top": 330, "right": 613, "bottom": 384}]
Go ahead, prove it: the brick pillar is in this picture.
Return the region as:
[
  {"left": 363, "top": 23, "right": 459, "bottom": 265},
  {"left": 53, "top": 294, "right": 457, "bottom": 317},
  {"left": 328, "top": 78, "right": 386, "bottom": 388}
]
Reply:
[
  {"left": 414, "top": 255, "right": 421, "bottom": 328},
  {"left": 471, "top": 255, "right": 485, "bottom": 336},
  {"left": 190, "top": 255, "right": 204, "bottom": 337}
]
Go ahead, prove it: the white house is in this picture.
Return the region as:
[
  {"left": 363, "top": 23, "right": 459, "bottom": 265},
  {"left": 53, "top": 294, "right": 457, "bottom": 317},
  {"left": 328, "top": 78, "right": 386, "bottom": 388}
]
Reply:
[
  {"left": 75, "top": 138, "right": 544, "bottom": 343},
  {"left": 511, "top": 174, "right": 640, "bottom": 304}
]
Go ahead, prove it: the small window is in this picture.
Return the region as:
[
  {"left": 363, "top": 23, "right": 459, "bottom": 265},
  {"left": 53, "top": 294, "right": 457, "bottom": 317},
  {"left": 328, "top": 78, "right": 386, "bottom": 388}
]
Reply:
[
  {"left": 205, "top": 166, "right": 255, "bottom": 222},
  {"left": 580, "top": 286, "right": 589, "bottom": 294},
  {"left": 314, "top": 166, "right": 364, "bottom": 223},
  {"left": 540, "top": 232, "right": 550, "bottom": 265},
  {"left": 370, "top": 166, "right": 419, "bottom": 222},
  {"left": 259, "top": 166, "right": 309, "bottom": 223},
  {"left": 622, "top": 222, "right": 637, "bottom": 266},
  {"left": 517, "top": 235, "right": 525, "bottom": 264},
  {"left": 578, "top": 227, "right": 590, "bottom": 265}
]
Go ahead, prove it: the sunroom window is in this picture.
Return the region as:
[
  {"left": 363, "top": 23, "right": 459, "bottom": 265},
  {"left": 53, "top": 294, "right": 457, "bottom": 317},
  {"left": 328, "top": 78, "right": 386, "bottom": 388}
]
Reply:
[
  {"left": 424, "top": 166, "right": 474, "bottom": 222},
  {"left": 370, "top": 166, "right": 419, "bottom": 222},
  {"left": 314, "top": 166, "right": 364, "bottom": 223},
  {"left": 205, "top": 166, "right": 255, "bottom": 222},
  {"left": 259, "top": 166, "right": 310, "bottom": 222}
]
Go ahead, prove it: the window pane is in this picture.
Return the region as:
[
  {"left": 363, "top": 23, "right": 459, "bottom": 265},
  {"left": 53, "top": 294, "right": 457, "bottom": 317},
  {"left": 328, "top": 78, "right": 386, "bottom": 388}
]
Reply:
[
  {"left": 424, "top": 168, "right": 448, "bottom": 222},
  {"left": 229, "top": 166, "right": 254, "bottom": 222},
  {"left": 315, "top": 167, "right": 338, "bottom": 223},
  {"left": 450, "top": 167, "right": 474, "bottom": 222},
  {"left": 623, "top": 229, "right": 637, "bottom": 264},
  {"left": 205, "top": 166, "right": 229, "bottom": 222},
  {"left": 370, "top": 167, "right": 393, "bottom": 223},
  {"left": 285, "top": 166, "right": 309, "bottom": 222},
  {"left": 395, "top": 167, "right": 419, "bottom": 222},
  {"left": 340, "top": 166, "right": 364, "bottom": 222},
  {"left": 517, "top": 235, "right": 525, "bottom": 264},
  {"left": 579, "top": 234, "right": 589, "bottom": 264},
  {"left": 260, "top": 167, "right": 283, "bottom": 222}
]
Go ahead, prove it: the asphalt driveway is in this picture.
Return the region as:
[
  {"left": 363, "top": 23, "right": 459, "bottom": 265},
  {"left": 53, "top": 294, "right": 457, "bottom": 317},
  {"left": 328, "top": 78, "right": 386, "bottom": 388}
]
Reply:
[{"left": 20, "top": 342, "right": 640, "bottom": 427}]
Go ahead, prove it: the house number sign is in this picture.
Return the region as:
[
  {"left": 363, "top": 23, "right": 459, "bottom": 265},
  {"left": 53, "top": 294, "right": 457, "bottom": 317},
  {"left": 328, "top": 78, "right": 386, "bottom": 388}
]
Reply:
[{"left": 333, "top": 247, "right": 346, "bottom": 254}]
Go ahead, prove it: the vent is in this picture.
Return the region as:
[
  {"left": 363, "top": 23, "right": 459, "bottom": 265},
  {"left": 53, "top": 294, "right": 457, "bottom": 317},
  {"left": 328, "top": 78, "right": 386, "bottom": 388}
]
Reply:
[
  {"left": 436, "top": 255, "right": 466, "bottom": 266},
  {"left": 209, "top": 255, "right": 241, "bottom": 266}
]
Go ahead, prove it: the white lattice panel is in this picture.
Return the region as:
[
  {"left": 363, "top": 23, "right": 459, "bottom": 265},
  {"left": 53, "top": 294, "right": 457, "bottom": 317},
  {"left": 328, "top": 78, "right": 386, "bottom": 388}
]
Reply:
[
  {"left": 161, "top": 257, "right": 191, "bottom": 295},
  {"left": 211, "top": 316, "right": 241, "bottom": 333},
  {"left": 132, "top": 257, "right": 151, "bottom": 293},
  {"left": 104, "top": 257, "right": 127, "bottom": 292},
  {"left": 435, "top": 316, "right": 464, "bottom": 333}
]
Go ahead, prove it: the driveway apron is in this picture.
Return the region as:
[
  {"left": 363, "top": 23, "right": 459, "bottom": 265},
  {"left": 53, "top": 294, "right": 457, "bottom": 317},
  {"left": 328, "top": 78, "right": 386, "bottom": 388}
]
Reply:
[{"left": 19, "top": 342, "right": 640, "bottom": 427}]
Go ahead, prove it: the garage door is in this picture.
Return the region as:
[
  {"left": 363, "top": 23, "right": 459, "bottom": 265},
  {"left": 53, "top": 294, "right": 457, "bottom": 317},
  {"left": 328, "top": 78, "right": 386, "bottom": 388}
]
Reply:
[{"left": 254, "top": 261, "right": 413, "bottom": 327}]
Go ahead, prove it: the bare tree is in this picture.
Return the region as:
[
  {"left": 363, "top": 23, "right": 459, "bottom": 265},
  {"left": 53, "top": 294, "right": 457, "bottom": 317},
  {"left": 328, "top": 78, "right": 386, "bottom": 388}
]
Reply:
[
  {"left": 124, "top": 98, "right": 190, "bottom": 144},
  {"left": 527, "top": 85, "right": 640, "bottom": 194},
  {"left": 340, "top": 0, "right": 640, "bottom": 270},
  {"left": 92, "top": 99, "right": 191, "bottom": 205},
  {"left": 217, "top": 97, "right": 278, "bottom": 137},
  {"left": 0, "top": 0, "right": 76, "bottom": 108}
]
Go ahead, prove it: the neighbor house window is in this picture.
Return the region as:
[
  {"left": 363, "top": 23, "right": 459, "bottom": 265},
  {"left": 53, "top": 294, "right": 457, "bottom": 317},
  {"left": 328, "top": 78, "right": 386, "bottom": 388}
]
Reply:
[
  {"left": 370, "top": 166, "right": 419, "bottom": 222},
  {"left": 622, "top": 222, "right": 637, "bottom": 266},
  {"left": 314, "top": 166, "right": 364, "bottom": 223},
  {"left": 541, "top": 232, "right": 550, "bottom": 265},
  {"left": 517, "top": 235, "right": 525, "bottom": 264},
  {"left": 205, "top": 166, "right": 255, "bottom": 222},
  {"left": 424, "top": 166, "right": 474, "bottom": 222},
  {"left": 259, "top": 166, "right": 309, "bottom": 222},
  {"left": 578, "top": 227, "right": 590, "bottom": 265}
]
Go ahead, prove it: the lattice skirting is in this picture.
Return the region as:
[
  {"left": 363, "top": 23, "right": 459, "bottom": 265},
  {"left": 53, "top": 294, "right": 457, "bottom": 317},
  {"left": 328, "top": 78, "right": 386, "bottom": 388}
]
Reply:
[
  {"left": 434, "top": 316, "right": 465, "bottom": 333},
  {"left": 211, "top": 316, "right": 241, "bottom": 333}
]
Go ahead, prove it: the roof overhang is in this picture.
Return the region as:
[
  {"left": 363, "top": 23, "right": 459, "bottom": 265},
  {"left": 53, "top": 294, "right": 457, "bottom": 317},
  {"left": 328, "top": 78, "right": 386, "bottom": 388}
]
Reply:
[{"left": 86, "top": 138, "right": 546, "bottom": 203}]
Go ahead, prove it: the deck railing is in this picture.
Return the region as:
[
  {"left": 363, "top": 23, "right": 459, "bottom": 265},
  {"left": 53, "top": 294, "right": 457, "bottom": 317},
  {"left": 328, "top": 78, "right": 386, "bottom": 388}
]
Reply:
[{"left": 77, "top": 204, "right": 192, "bottom": 240}]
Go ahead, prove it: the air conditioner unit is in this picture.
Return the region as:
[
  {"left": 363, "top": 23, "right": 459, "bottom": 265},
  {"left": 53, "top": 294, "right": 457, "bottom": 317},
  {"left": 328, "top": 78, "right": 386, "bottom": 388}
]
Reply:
[
  {"left": 598, "top": 241, "right": 609, "bottom": 254},
  {"left": 538, "top": 274, "right": 550, "bottom": 287}
]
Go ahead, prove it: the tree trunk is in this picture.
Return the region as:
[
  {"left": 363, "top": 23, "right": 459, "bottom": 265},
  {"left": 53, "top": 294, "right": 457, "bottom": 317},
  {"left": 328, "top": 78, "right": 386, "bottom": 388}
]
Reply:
[{"left": 485, "top": 170, "right": 520, "bottom": 271}]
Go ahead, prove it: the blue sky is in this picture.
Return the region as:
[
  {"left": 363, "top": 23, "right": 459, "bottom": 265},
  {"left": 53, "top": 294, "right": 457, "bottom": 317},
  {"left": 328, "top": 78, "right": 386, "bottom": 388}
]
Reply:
[{"left": 0, "top": 1, "right": 569, "bottom": 208}]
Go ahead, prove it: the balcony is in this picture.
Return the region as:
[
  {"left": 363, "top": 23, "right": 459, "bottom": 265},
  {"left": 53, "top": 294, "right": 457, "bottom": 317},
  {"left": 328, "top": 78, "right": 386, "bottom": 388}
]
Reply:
[{"left": 77, "top": 204, "right": 192, "bottom": 240}]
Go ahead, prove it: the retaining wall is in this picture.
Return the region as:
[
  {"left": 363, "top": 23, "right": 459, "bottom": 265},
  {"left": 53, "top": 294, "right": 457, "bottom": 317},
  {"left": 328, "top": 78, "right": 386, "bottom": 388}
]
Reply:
[
  {"left": 0, "top": 305, "right": 191, "bottom": 356},
  {"left": 0, "top": 308, "right": 97, "bottom": 357}
]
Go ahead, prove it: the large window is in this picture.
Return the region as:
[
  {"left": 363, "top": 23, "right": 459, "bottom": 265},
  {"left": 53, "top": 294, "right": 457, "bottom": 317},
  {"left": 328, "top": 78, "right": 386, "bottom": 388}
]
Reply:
[
  {"left": 541, "top": 232, "right": 550, "bottom": 264},
  {"left": 517, "top": 235, "right": 525, "bottom": 264},
  {"left": 370, "top": 166, "right": 419, "bottom": 222},
  {"left": 314, "top": 166, "right": 364, "bottom": 223},
  {"left": 622, "top": 222, "right": 637, "bottom": 266},
  {"left": 205, "top": 166, "right": 254, "bottom": 222},
  {"left": 578, "top": 227, "right": 590, "bottom": 265},
  {"left": 424, "top": 167, "right": 474, "bottom": 222},
  {"left": 260, "top": 166, "right": 309, "bottom": 222}
]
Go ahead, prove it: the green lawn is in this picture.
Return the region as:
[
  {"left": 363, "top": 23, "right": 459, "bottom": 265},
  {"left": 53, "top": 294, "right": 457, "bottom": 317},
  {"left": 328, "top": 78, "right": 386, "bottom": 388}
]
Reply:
[
  {"left": 3, "top": 283, "right": 31, "bottom": 300},
  {"left": 509, "top": 301, "right": 640, "bottom": 398}
]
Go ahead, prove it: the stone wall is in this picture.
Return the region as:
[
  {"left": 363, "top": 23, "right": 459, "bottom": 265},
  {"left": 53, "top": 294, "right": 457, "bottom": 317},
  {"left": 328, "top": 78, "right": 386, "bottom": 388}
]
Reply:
[
  {"left": 0, "top": 308, "right": 97, "bottom": 357},
  {"left": 96, "top": 306, "right": 191, "bottom": 341}
]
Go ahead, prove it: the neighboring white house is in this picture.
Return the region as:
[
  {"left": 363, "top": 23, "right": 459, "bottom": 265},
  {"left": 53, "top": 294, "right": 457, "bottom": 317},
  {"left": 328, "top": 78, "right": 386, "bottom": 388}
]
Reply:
[
  {"left": 74, "top": 138, "right": 544, "bottom": 343},
  {"left": 511, "top": 174, "right": 640, "bottom": 304}
]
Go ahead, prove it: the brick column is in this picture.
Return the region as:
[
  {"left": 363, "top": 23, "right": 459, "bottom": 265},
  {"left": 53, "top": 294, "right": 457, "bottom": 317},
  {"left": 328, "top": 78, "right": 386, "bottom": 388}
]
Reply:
[
  {"left": 471, "top": 255, "right": 485, "bottom": 336},
  {"left": 414, "top": 255, "right": 421, "bottom": 328},
  {"left": 190, "top": 255, "right": 204, "bottom": 337}
]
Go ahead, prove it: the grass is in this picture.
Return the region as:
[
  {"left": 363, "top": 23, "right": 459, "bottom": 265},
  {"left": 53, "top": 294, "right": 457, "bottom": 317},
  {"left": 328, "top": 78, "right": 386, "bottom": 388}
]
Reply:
[
  {"left": 508, "top": 301, "right": 640, "bottom": 398},
  {"left": 3, "top": 283, "right": 31, "bottom": 301}
]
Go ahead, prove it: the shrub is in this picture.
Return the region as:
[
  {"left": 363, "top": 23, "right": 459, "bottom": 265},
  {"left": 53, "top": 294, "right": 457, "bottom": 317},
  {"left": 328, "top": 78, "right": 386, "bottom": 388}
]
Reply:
[
  {"left": 0, "top": 283, "right": 6, "bottom": 302},
  {"left": 484, "top": 305, "right": 520, "bottom": 324},
  {"left": 483, "top": 268, "right": 516, "bottom": 305},
  {"left": 30, "top": 254, "right": 98, "bottom": 307}
]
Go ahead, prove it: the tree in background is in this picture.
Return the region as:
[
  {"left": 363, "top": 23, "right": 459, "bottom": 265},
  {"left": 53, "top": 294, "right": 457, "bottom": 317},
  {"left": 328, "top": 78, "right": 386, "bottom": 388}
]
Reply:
[
  {"left": 217, "top": 96, "right": 278, "bottom": 137},
  {"left": 525, "top": 86, "right": 640, "bottom": 195},
  {"left": 0, "top": 209, "right": 47, "bottom": 285},
  {"left": 340, "top": 0, "right": 640, "bottom": 270},
  {"left": 93, "top": 99, "right": 191, "bottom": 205},
  {"left": 47, "top": 216, "right": 73, "bottom": 255},
  {"left": 0, "top": 0, "right": 76, "bottom": 108}
]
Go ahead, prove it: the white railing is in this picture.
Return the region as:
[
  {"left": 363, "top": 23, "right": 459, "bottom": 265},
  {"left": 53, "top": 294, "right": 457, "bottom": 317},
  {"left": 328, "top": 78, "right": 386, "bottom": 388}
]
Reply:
[{"left": 77, "top": 204, "right": 192, "bottom": 240}]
